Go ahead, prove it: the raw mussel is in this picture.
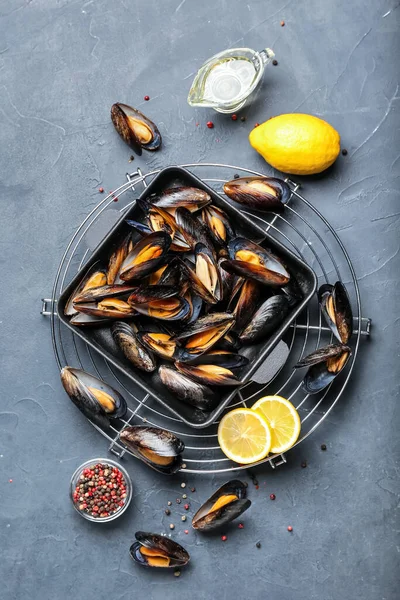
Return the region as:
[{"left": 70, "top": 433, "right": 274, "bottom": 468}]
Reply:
[
  {"left": 130, "top": 532, "right": 190, "bottom": 568},
  {"left": 318, "top": 281, "right": 353, "bottom": 344},
  {"left": 73, "top": 284, "right": 137, "bottom": 304},
  {"left": 201, "top": 204, "right": 235, "bottom": 245},
  {"left": 174, "top": 207, "right": 216, "bottom": 254},
  {"left": 295, "top": 343, "right": 352, "bottom": 394},
  {"left": 149, "top": 186, "right": 211, "bottom": 213},
  {"left": 69, "top": 313, "right": 110, "bottom": 327},
  {"left": 107, "top": 234, "right": 133, "bottom": 285},
  {"left": 173, "top": 312, "right": 235, "bottom": 359},
  {"left": 119, "top": 426, "right": 184, "bottom": 474},
  {"left": 175, "top": 362, "right": 242, "bottom": 386},
  {"left": 60, "top": 367, "right": 127, "bottom": 427},
  {"left": 240, "top": 295, "right": 291, "bottom": 344},
  {"left": 111, "top": 103, "right": 161, "bottom": 155},
  {"left": 180, "top": 243, "right": 222, "bottom": 304},
  {"left": 186, "top": 349, "right": 249, "bottom": 369},
  {"left": 230, "top": 279, "right": 261, "bottom": 334},
  {"left": 73, "top": 298, "right": 137, "bottom": 319},
  {"left": 159, "top": 365, "right": 218, "bottom": 411},
  {"left": 192, "top": 480, "right": 251, "bottom": 531},
  {"left": 119, "top": 231, "right": 171, "bottom": 281},
  {"left": 220, "top": 238, "right": 290, "bottom": 287},
  {"left": 141, "top": 202, "right": 191, "bottom": 253},
  {"left": 138, "top": 330, "right": 182, "bottom": 361},
  {"left": 128, "top": 286, "right": 190, "bottom": 321},
  {"left": 64, "top": 264, "right": 107, "bottom": 316},
  {"left": 112, "top": 322, "right": 156, "bottom": 372},
  {"left": 223, "top": 176, "right": 291, "bottom": 212}
]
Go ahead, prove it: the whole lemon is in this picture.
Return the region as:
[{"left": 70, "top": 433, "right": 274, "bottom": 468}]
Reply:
[{"left": 249, "top": 114, "right": 340, "bottom": 175}]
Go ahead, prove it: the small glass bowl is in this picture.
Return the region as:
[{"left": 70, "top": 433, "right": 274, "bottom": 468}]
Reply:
[{"left": 70, "top": 458, "right": 132, "bottom": 523}]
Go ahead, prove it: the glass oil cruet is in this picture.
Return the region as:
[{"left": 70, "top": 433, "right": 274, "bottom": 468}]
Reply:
[{"left": 187, "top": 47, "right": 275, "bottom": 114}]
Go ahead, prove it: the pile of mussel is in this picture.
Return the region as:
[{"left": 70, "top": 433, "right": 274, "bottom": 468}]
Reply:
[{"left": 64, "top": 182, "right": 300, "bottom": 413}]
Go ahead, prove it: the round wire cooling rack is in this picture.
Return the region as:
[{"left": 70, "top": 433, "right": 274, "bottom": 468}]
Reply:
[{"left": 41, "top": 163, "right": 371, "bottom": 474}]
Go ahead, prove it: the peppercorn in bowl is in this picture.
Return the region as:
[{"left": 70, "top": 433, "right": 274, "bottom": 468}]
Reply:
[{"left": 70, "top": 458, "right": 132, "bottom": 522}]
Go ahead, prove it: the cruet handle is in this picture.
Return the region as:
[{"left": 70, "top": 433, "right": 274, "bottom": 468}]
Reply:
[{"left": 258, "top": 48, "right": 275, "bottom": 66}]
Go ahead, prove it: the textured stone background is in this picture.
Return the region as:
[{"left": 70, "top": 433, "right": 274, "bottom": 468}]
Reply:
[{"left": 0, "top": 1, "right": 399, "bottom": 599}]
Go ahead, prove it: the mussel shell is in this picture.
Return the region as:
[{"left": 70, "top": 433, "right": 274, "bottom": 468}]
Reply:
[
  {"left": 69, "top": 313, "right": 111, "bottom": 327},
  {"left": 173, "top": 312, "right": 234, "bottom": 357},
  {"left": 231, "top": 279, "right": 262, "bottom": 334},
  {"left": 221, "top": 238, "right": 290, "bottom": 287},
  {"left": 127, "top": 285, "right": 178, "bottom": 304},
  {"left": 180, "top": 260, "right": 217, "bottom": 305},
  {"left": 107, "top": 234, "right": 132, "bottom": 285},
  {"left": 64, "top": 264, "right": 107, "bottom": 316},
  {"left": 182, "top": 290, "right": 203, "bottom": 325},
  {"left": 129, "top": 296, "right": 190, "bottom": 321},
  {"left": 138, "top": 332, "right": 182, "bottom": 361},
  {"left": 150, "top": 187, "right": 211, "bottom": 212},
  {"left": 73, "top": 299, "right": 136, "bottom": 319},
  {"left": 175, "top": 362, "right": 242, "bottom": 387},
  {"left": 173, "top": 312, "right": 235, "bottom": 341},
  {"left": 295, "top": 344, "right": 352, "bottom": 394},
  {"left": 156, "top": 258, "right": 183, "bottom": 286},
  {"left": 112, "top": 322, "right": 156, "bottom": 372},
  {"left": 119, "top": 231, "right": 171, "bottom": 281},
  {"left": 215, "top": 331, "right": 242, "bottom": 351},
  {"left": 119, "top": 426, "right": 184, "bottom": 474},
  {"left": 174, "top": 207, "right": 216, "bottom": 254},
  {"left": 61, "top": 367, "right": 127, "bottom": 426},
  {"left": 111, "top": 103, "right": 161, "bottom": 154},
  {"left": 185, "top": 350, "right": 249, "bottom": 369},
  {"left": 159, "top": 365, "right": 219, "bottom": 411},
  {"left": 240, "top": 295, "right": 291, "bottom": 344},
  {"left": 192, "top": 480, "right": 251, "bottom": 531},
  {"left": 223, "top": 176, "right": 291, "bottom": 212},
  {"left": 281, "top": 273, "right": 303, "bottom": 307},
  {"left": 318, "top": 281, "right": 353, "bottom": 344},
  {"left": 73, "top": 284, "right": 137, "bottom": 304},
  {"left": 130, "top": 532, "right": 190, "bottom": 568},
  {"left": 201, "top": 205, "right": 235, "bottom": 245}
]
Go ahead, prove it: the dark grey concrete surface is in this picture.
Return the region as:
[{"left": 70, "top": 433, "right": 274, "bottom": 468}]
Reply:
[{"left": 1, "top": 1, "right": 399, "bottom": 599}]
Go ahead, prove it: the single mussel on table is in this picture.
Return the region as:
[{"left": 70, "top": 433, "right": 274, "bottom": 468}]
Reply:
[
  {"left": 60, "top": 367, "right": 127, "bottom": 428},
  {"left": 192, "top": 480, "right": 251, "bottom": 531},
  {"left": 318, "top": 281, "right": 353, "bottom": 344},
  {"left": 130, "top": 532, "right": 190, "bottom": 568},
  {"left": 111, "top": 103, "right": 161, "bottom": 155},
  {"left": 223, "top": 176, "right": 291, "bottom": 212},
  {"left": 220, "top": 238, "right": 290, "bottom": 287},
  {"left": 295, "top": 343, "right": 352, "bottom": 394},
  {"left": 111, "top": 321, "right": 157, "bottom": 372},
  {"left": 119, "top": 426, "right": 184, "bottom": 474}
]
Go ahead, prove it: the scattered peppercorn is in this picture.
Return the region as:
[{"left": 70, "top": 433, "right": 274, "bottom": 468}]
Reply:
[
  {"left": 72, "top": 462, "right": 127, "bottom": 519},
  {"left": 176, "top": 498, "right": 181, "bottom": 504},
  {"left": 234, "top": 173, "right": 240, "bottom": 179},
  {"left": 254, "top": 123, "right": 260, "bottom": 128},
  {"left": 169, "top": 524, "right": 175, "bottom": 530},
  {"left": 184, "top": 503, "right": 190, "bottom": 510},
  {"left": 144, "top": 95, "right": 150, "bottom": 101},
  {"left": 256, "top": 542, "right": 261, "bottom": 548},
  {"left": 287, "top": 526, "right": 293, "bottom": 532},
  {"left": 231, "top": 114, "right": 238, "bottom": 121},
  {"left": 168, "top": 501, "right": 172, "bottom": 506},
  {"left": 9, "top": 479, "right": 13, "bottom": 483},
  {"left": 182, "top": 494, "right": 187, "bottom": 499},
  {"left": 270, "top": 494, "right": 276, "bottom": 500},
  {"left": 181, "top": 482, "right": 186, "bottom": 488},
  {"left": 128, "top": 155, "right": 135, "bottom": 162},
  {"left": 184, "top": 529, "right": 189, "bottom": 534},
  {"left": 321, "top": 444, "right": 327, "bottom": 451},
  {"left": 191, "top": 487, "right": 196, "bottom": 493},
  {"left": 181, "top": 515, "right": 187, "bottom": 522},
  {"left": 272, "top": 59, "right": 278, "bottom": 66},
  {"left": 165, "top": 509, "right": 171, "bottom": 516},
  {"left": 280, "top": 20, "right": 285, "bottom": 26},
  {"left": 342, "top": 149, "right": 348, "bottom": 156},
  {"left": 301, "top": 461, "right": 307, "bottom": 468},
  {"left": 174, "top": 569, "right": 181, "bottom": 577},
  {"left": 238, "top": 523, "right": 244, "bottom": 529},
  {"left": 240, "top": 116, "right": 246, "bottom": 122},
  {"left": 113, "top": 197, "right": 119, "bottom": 202},
  {"left": 221, "top": 535, "right": 227, "bottom": 542},
  {"left": 98, "top": 187, "right": 104, "bottom": 193},
  {"left": 206, "top": 121, "right": 214, "bottom": 129}
]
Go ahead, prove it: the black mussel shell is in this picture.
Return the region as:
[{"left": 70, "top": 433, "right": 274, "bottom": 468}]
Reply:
[
  {"left": 107, "top": 234, "right": 132, "bottom": 285},
  {"left": 221, "top": 238, "right": 290, "bottom": 287},
  {"left": 192, "top": 480, "right": 251, "bottom": 531},
  {"left": 128, "top": 295, "right": 190, "bottom": 321},
  {"left": 174, "top": 207, "right": 216, "bottom": 254},
  {"left": 73, "top": 284, "right": 137, "bottom": 304},
  {"left": 231, "top": 279, "right": 262, "bottom": 335},
  {"left": 318, "top": 281, "right": 353, "bottom": 344},
  {"left": 240, "top": 295, "right": 291, "bottom": 344},
  {"left": 119, "top": 426, "right": 184, "bottom": 474},
  {"left": 128, "top": 285, "right": 178, "bottom": 304},
  {"left": 186, "top": 350, "right": 249, "bottom": 369},
  {"left": 111, "top": 103, "right": 161, "bottom": 155},
  {"left": 126, "top": 219, "right": 152, "bottom": 236},
  {"left": 111, "top": 322, "right": 156, "bottom": 372},
  {"left": 223, "top": 176, "right": 290, "bottom": 212},
  {"left": 201, "top": 205, "right": 235, "bottom": 245},
  {"left": 281, "top": 273, "right": 303, "bottom": 307},
  {"left": 295, "top": 344, "right": 352, "bottom": 394},
  {"left": 159, "top": 365, "right": 219, "bottom": 411},
  {"left": 180, "top": 243, "right": 222, "bottom": 305},
  {"left": 181, "top": 288, "right": 203, "bottom": 325},
  {"left": 175, "top": 362, "right": 243, "bottom": 387},
  {"left": 215, "top": 331, "right": 242, "bottom": 351},
  {"left": 138, "top": 332, "right": 182, "bottom": 361},
  {"left": 69, "top": 313, "right": 111, "bottom": 327},
  {"left": 64, "top": 264, "right": 107, "bottom": 316},
  {"left": 60, "top": 367, "right": 127, "bottom": 426},
  {"left": 150, "top": 187, "right": 211, "bottom": 212},
  {"left": 156, "top": 257, "right": 182, "bottom": 286},
  {"left": 130, "top": 532, "right": 190, "bottom": 568},
  {"left": 119, "top": 231, "right": 171, "bottom": 281},
  {"left": 173, "top": 312, "right": 235, "bottom": 357},
  {"left": 73, "top": 298, "right": 136, "bottom": 319}
]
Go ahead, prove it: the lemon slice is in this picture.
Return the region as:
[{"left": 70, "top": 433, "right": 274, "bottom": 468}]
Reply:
[
  {"left": 252, "top": 395, "right": 301, "bottom": 454},
  {"left": 218, "top": 408, "right": 271, "bottom": 464}
]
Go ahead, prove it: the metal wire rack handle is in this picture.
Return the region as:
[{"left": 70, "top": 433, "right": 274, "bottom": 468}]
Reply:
[{"left": 41, "top": 163, "right": 371, "bottom": 474}]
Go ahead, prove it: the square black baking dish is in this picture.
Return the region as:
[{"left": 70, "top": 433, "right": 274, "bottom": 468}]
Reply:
[{"left": 57, "top": 166, "right": 317, "bottom": 428}]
